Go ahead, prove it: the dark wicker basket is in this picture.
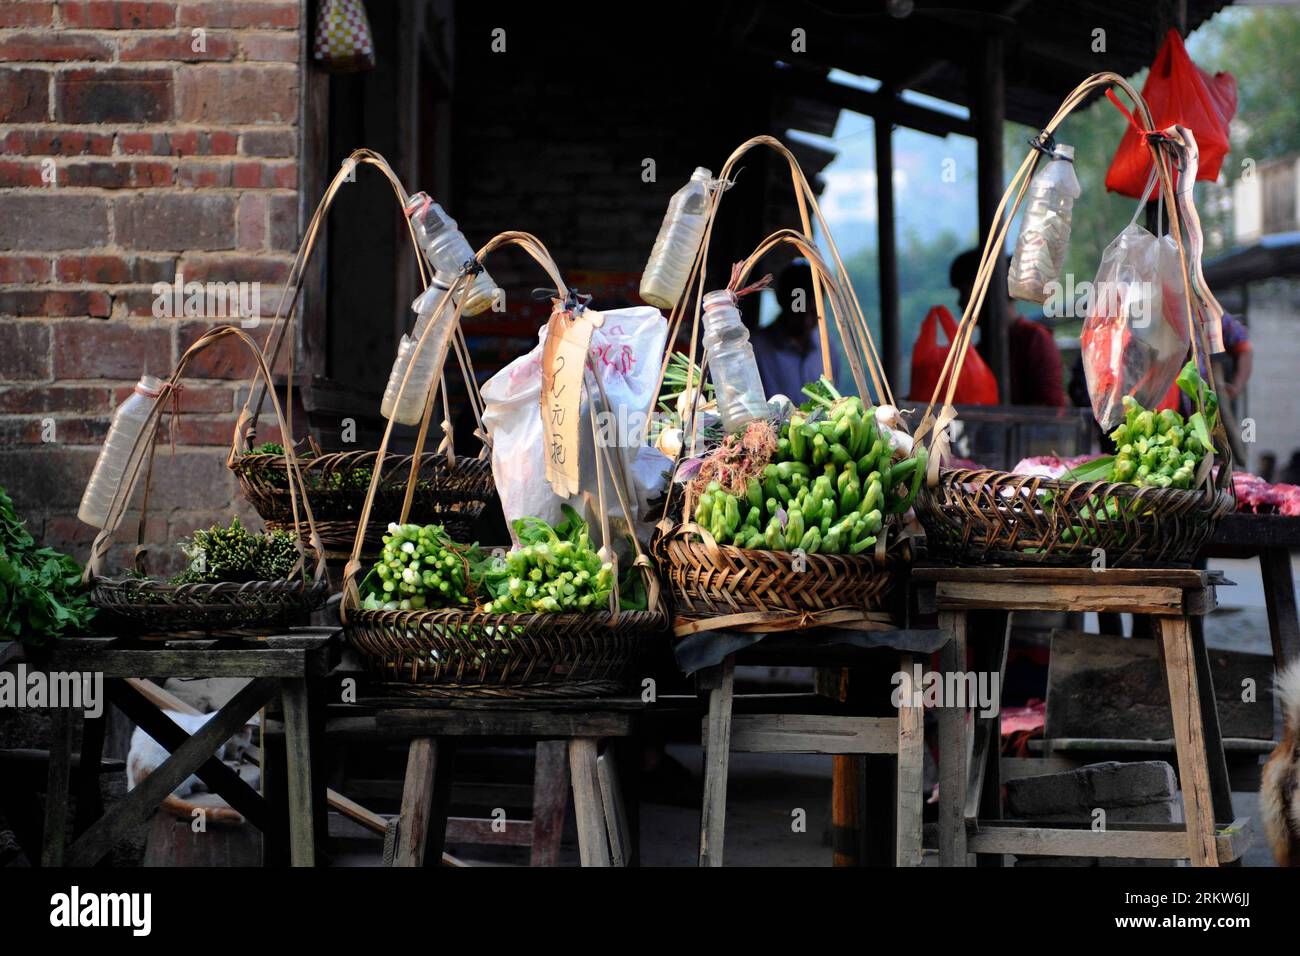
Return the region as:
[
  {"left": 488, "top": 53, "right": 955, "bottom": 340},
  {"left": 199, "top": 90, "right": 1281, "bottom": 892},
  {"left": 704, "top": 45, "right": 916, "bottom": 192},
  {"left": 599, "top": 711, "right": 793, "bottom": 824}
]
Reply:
[
  {"left": 345, "top": 605, "right": 667, "bottom": 698},
  {"left": 89, "top": 575, "right": 331, "bottom": 635},
  {"left": 653, "top": 522, "right": 897, "bottom": 633},
  {"left": 231, "top": 450, "right": 495, "bottom": 553},
  {"left": 914, "top": 467, "right": 1234, "bottom": 567}
]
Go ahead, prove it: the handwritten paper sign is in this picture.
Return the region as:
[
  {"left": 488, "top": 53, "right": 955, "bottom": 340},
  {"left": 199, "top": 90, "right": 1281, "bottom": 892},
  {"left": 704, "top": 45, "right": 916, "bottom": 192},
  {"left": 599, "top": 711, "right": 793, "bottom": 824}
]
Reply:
[{"left": 540, "top": 303, "right": 603, "bottom": 497}]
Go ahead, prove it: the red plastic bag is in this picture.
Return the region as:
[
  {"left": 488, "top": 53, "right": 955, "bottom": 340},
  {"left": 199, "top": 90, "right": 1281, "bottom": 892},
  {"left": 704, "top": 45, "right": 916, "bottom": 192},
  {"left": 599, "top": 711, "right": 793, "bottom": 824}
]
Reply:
[
  {"left": 1106, "top": 30, "right": 1236, "bottom": 198},
  {"left": 908, "top": 305, "right": 998, "bottom": 405}
]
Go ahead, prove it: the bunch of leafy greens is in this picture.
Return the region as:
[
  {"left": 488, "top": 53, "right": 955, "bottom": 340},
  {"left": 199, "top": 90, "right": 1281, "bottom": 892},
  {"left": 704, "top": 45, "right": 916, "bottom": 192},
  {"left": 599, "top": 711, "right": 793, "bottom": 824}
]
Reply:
[
  {"left": 0, "top": 485, "right": 96, "bottom": 643},
  {"left": 174, "top": 516, "right": 302, "bottom": 584}
]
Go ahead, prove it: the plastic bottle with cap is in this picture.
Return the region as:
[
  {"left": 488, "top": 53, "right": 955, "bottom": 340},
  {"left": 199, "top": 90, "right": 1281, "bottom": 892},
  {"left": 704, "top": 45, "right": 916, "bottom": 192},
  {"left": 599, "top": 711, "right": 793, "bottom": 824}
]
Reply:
[
  {"left": 639, "top": 167, "right": 714, "bottom": 311},
  {"left": 1009, "top": 143, "right": 1081, "bottom": 304},
  {"left": 78, "top": 375, "right": 164, "bottom": 529},
  {"left": 405, "top": 192, "right": 501, "bottom": 316},
  {"left": 381, "top": 282, "right": 453, "bottom": 425},
  {"left": 701, "top": 289, "right": 769, "bottom": 433}
]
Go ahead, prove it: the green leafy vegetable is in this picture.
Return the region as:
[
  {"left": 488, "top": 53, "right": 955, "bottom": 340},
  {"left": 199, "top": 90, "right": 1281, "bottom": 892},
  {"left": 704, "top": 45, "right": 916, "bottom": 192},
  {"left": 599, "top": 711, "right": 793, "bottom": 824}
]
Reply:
[{"left": 0, "top": 485, "right": 96, "bottom": 643}]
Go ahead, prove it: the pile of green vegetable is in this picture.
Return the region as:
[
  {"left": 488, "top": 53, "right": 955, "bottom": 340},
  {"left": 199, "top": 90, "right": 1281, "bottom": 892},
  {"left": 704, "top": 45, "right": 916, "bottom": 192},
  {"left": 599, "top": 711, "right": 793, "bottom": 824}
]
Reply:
[
  {"left": 692, "top": 378, "right": 925, "bottom": 556},
  {"left": 174, "top": 516, "right": 302, "bottom": 584},
  {"left": 244, "top": 442, "right": 373, "bottom": 492},
  {"left": 359, "top": 522, "right": 472, "bottom": 612},
  {"left": 0, "top": 485, "right": 96, "bottom": 642},
  {"left": 478, "top": 506, "right": 615, "bottom": 614},
  {"left": 1105, "top": 361, "right": 1217, "bottom": 490}
]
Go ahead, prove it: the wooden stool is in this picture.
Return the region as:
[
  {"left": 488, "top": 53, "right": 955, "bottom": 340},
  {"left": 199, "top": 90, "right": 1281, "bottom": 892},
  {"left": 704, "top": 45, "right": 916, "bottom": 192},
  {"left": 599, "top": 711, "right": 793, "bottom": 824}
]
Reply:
[
  {"left": 691, "top": 628, "right": 949, "bottom": 867},
  {"left": 323, "top": 698, "right": 642, "bottom": 867},
  {"left": 913, "top": 566, "right": 1251, "bottom": 867},
  {"left": 26, "top": 628, "right": 338, "bottom": 868}
]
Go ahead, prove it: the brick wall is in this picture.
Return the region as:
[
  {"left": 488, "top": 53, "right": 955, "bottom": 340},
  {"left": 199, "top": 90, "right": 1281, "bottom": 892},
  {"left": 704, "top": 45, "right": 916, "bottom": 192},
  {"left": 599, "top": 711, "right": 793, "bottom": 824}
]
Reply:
[{"left": 0, "top": 0, "right": 304, "bottom": 572}]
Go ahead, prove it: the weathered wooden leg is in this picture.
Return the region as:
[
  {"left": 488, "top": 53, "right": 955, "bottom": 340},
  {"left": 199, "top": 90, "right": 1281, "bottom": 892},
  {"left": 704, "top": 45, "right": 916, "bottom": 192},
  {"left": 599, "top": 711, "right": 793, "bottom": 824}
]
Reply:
[
  {"left": 75, "top": 699, "right": 106, "bottom": 842},
  {"left": 528, "top": 740, "right": 568, "bottom": 867},
  {"left": 41, "top": 705, "right": 75, "bottom": 867},
  {"left": 569, "top": 737, "right": 611, "bottom": 867},
  {"left": 969, "top": 611, "right": 1009, "bottom": 867},
  {"left": 698, "top": 654, "right": 735, "bottom": 868},
  {"left": 1188, "top": 617, "right": 1235, "bottom": 830},
  {"left": 1262, "top": 547, "right": 1300, "bottom": 668},
  {"left": 392, "top": 737, "right": 455, "bottom": 868},
  {"left": 895, "top": 653, "right": 924, "bottom": 867},
  {"left": 279, "top": 678, "right": 315, "bottom": 867},
  {"left": 937, "top": 611, "right": 968, "bottom": 867},
  {"left": 597, "top": 746, "right": 630, "bottom": 867},
  {"left": 1156, "top": 615, "right": 1219, "bottom": 867}
]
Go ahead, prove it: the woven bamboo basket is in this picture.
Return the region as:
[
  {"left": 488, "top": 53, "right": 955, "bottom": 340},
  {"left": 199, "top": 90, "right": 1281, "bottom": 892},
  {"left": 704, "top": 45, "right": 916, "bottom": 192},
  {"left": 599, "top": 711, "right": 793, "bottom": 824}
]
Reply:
[
  {"left": 340, "top": 232, "right": 668, "bottom": 697},
  {"left": 651, "top": 137, "right": 906, "bottom": 636},
  {"left": 229, "top": 149, "right": 497, "bottom": 557},
  {"left": 912, "top": 73, "right": 1234, "bottom": 567},
  {"left": 86, "top": 326, "right": 329, "bottom": 635}
]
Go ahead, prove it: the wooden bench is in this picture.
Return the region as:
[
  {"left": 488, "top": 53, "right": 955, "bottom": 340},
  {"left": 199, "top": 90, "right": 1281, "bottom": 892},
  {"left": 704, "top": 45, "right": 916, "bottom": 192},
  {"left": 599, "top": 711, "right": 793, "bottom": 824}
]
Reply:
[
  {"left": 913, "top": 566, "right": 1251, "bottom": 867},
  {"left": 24, "top": 628, "right": 339, "bottom": 868}
]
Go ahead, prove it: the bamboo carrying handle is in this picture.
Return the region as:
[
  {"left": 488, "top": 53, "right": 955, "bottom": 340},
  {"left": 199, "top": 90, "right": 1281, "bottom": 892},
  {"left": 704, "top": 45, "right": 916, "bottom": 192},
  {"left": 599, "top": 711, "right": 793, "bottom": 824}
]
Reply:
[
  {"left": 85, "top": 325, "right": 326, "bottom": 586},
  {"left": 915, "top": 72, "right": 1232, "bottom": 497},
  {"left": 233, "top": 148, "right": 488, "bottom": 467},
  {"left": 338, "top": 232, "right": 663, "bottom": 625}
]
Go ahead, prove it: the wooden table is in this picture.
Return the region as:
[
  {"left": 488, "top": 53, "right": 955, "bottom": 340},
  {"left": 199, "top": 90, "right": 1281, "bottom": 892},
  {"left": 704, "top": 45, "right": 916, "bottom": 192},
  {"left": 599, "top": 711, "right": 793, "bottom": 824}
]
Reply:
[
  {"left": 28, "top": 628, "right": 339, "bottom": 868},
  {"left": 913, "top": 566, "right": 1250, "bottom": 867},
  {"left": 1202, "top": 512, "right": 1300, "bottom": 668}
]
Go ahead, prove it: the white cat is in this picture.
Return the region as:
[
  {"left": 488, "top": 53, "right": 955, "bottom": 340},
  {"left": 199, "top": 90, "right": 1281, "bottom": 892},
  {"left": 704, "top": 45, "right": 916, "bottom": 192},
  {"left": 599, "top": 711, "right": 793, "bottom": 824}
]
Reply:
[{"left": 126, "top": 710, "right": 257, "bottom": 826}]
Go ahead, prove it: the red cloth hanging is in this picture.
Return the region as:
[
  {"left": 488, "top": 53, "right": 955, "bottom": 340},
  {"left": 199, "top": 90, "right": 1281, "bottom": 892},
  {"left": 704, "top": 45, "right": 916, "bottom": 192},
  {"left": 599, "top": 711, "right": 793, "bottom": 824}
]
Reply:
[{"left": 908, "top": 305, "right": 998, "bottom": 405}]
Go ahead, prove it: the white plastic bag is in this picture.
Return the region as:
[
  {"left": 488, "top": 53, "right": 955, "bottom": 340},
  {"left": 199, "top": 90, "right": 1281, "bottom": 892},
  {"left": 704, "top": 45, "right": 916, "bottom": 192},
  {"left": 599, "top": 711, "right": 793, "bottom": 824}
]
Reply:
[
  {"left": 480, "top": 306, "right": 670, "bottom": 544},
  {"left": 1080, "top": 223, "right": 1190, "bottom": 431}
]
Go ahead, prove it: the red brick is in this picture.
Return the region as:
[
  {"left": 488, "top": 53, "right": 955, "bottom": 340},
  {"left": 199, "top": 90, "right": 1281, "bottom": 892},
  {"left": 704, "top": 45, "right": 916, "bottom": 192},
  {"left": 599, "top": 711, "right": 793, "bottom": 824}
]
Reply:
[
  {"left": 176, "top": 64, "right": 296, "bottom": 123},
  {"left": 0, "top": 256, "right": 50, "bottom": 283},
  {"left": 3, "top": 128, "right": 113, "bottom": 156},
  {"left": 0, "top": 67, "right": 50, "bottom": 122},
  {"left": 55, "top": 254, "right": 176, "bottom": 284},
  {"left": 0, "top": 160, "right": 46, "bottom": 186},
  {"left": 62, "top": 1, "right": 177, "bottom": 29},
  {"left": 52, "top": 320, "right": 172, "bottom": 379},
  {"left": 270, "top": 163, "right": 296, "bottom": 189},
  {"left": 206, "top": 130, "right": 238, "bottom": 155},
  {"left": 268, "top": 193, "right": 298, "bottom": 250},
  {"left": 176, "top": 320, "right": 270, "bottom": 379},
  {"left": 241, "top": 128, "right": 295, "bottom": 158},
  {"left": 177, "top": 161, "right": 232, "bottom": 188},
  {"left": 176, "top": 254, "right": 289, "bottom": 285},
  {"left": 0, "top": 385, "right": 112, "bottom": 414},
  {"left": 60, "top": 159, "right": 174, "bottom": 188},
  {"left": 231, "top": 161, "right": 262, "bottom": 188},
  {"left": 56, "top": 67, "right": 173, "bottom": 123},
  {"left": 114, "top": 192, "right": 237, "bottom": 251},
  {"left": 158, "top": 416, "right": 239, "bottom": 446},
  {"left": 0, "top": 417, "right": 109, "bottom": 445},
  {"left": 0, "top": 321, "right": 50, "bottom": 380},
  {"left": 0, "top": 193, "right": 109, "bottom": 250},
  {"left": 119, "top": 32, "right": 236, "bottom": 62},
  {"left": 240, "top": 32, "right": 298, "bottom": 62},
  {"left": 179, "top": 1, "right": 298, "bottom": 30},
  {"left": 237, "top": 192, "right": 267, "bottom": 250},
  {"left": 0, "top": 289, "right": 110, "bottom": 317},
  {"left": 118, "top": 131, "right": 165, "bottom": 155},
  {"left": 117, "top": 288, "right": 166, "bottom": 317},
  {"left": 0, "top": 32, "right": 114, "bottom": 62},
  {"left": 0, "top": 2, "right": 55, "bottom": 28}
]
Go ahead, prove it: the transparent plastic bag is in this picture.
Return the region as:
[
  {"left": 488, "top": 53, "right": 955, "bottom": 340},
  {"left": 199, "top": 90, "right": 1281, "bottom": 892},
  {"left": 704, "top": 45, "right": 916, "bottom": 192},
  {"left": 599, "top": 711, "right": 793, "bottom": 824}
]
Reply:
[{"left": 1080, "top": 220, "right": 1190, "bottom": 431}]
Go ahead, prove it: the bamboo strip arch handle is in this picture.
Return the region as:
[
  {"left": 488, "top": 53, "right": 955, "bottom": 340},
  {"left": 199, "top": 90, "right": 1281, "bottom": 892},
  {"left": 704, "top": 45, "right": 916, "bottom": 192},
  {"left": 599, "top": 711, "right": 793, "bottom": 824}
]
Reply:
[{"left": 85, "top": 325, "right": 326, "bottom": 585}]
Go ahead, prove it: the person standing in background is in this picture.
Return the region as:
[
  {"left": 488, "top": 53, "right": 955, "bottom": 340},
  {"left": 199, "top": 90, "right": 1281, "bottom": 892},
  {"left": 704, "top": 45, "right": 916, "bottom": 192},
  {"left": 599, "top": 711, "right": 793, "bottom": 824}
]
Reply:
[
  {"left": 948, "top": 249, "right": 1067, "bottom": 407},
  {"left": 751, "top": 260, "right": 840, "bottom": 401}
]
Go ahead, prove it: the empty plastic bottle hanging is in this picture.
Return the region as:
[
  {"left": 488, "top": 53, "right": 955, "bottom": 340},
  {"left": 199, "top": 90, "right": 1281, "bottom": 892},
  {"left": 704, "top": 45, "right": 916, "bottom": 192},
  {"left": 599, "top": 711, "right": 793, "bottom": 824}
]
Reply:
[
  {"left": 405, "top": 192, "right": 501, "bottom": 316},
  {"left": 1008, "top": 143, "right": 1081, "bottom": 304},
  {"left": 701, "top": 289, "right": 768, "bottom": 433},
  {"left": 381, "top": 282, "right": 453, "bottom": 425},
  {"left": 77, "top": 375, "right": 164, "bottom": 529},
  {"left": 639, "top": 167, "right": 713, "bottom": 311}
]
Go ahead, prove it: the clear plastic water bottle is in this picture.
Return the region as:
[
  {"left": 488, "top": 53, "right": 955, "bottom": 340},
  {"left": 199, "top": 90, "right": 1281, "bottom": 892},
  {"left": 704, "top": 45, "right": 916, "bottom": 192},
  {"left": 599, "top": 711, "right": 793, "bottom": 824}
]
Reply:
[
  {"left": 701, "top": 290, "right": 768, "bottom": 433},
  {"left": 405, "top": 192, "right": 500, "bottom": 317},
  {"left": 1009, "top": 143, "right": 1081, "bottom": 304},
  {"left": 639, "top": 167, "right": 713, "bottom": 311},
  {"left": 78, "top": 374, "right": 163, "bottom": 529},
  {"left": 381, "top": 282, "right": 452, "bottom": 425}
]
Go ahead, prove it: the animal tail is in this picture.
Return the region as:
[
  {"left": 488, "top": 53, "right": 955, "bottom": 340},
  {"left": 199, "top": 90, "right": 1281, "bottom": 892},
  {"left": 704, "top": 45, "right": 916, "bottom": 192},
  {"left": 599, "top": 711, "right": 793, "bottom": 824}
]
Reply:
[
  {"left": 1279, "top": 659, "right": 1300, "bottom": 739},
  {"left": 159, "top": 793, "right": 245, "bottom": 826}
]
